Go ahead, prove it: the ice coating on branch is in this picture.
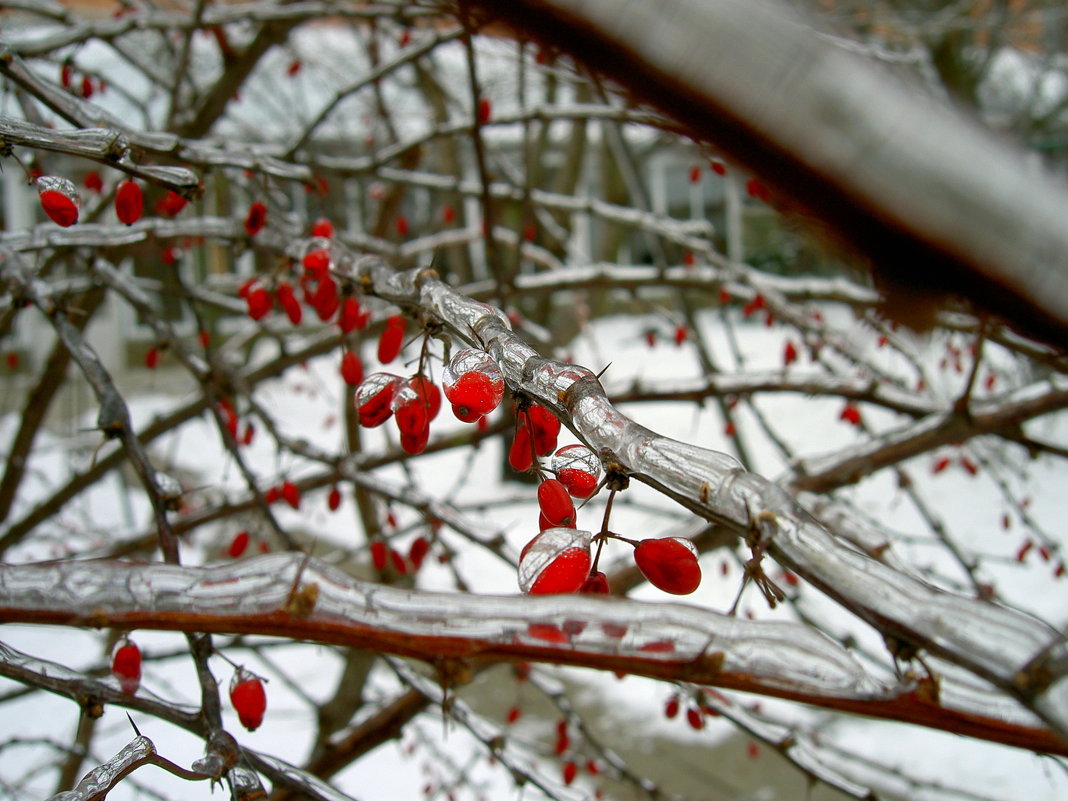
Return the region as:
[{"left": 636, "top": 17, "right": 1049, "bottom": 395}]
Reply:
[
  {"left": 48, "top": 737, "right": 154, "bottom": 801},
  {"left": 0, "top": 556, "right": 887, "bottom": 701}
]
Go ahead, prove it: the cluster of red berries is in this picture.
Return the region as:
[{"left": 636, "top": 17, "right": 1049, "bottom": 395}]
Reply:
[
  {"left": 264, "top": 479, "right": 302, "bottom": 509},
  {"left": 519, "top": 526, "right": 702, "bottom": 597},
  {"left": 370, "top": 534, "right": 432, "bottom": 576},
  {"left": 355, "top": 372, "right": 442, "bottom": 454},
  {"left": 236, "top": 242, "right": 370, "bottom": 366},
  {"left": 505, "top": 402, "right": 702, "bottom": 596},
  {"left": 356, "top": 346, "right": 504, "bottom": 455}
]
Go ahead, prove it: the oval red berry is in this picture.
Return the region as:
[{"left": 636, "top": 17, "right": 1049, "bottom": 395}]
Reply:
[
  {"left": 230, "top": 674, "right": 267, "bottom": 731},
  {"left": 633, "top": 537, "right": 702, "bottom": 595},
  {"left": 115, "top": 180, "right": 143, "bottom": 225}
]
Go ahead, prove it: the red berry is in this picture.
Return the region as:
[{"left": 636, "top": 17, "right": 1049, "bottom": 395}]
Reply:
[
  {"left": 839, "top": 403, "right": 862, "bottom": 426},
  {"left": 312, "top": 275, "right": 340, "bottom": 321},
  {"left": 673, "top": 325, "right": 688, "bottom": 346},
  {"left": 230, "top": 671, "right": 267, "bottom": 731},
  {"left": 338, "top": 297, "right": 367, "bottom": 333},
  {"left": 241, "top": 422, "right": 255, "bottom": 446},
  {"left": 38, "top": 177, "right": 79, "bottom": 227},
  {"left": 371, "top": 540, "right": 388, "bottom": 571},
  {"left": 156, "top": 190, "right": 187, "bottom": 217},
  {"left": 506, "top": 706, "right": 521, "bottom": 724},
  {"left": 664, "top": 696, "right": 679, "bottom": 719},
  {"left": 538, "top": 479, "right": 575, "bottom": 527},
  {"left": 281, "top": 480, "right": 301, "bottom": 509},
  {"left": 478, "top": 97, "right": 492, "bottom": 124},
  {"left": 327, "top": 486, "right": 342, "bottom": 511},
  {"left": 228, "top": 531, "right": 251, "bottom": 558},
  {"left": 686, "top": 707, "right": 704, "bottom": 730},
  {"left": 633, "top": 537, "right": 702, "bottom": 595},
  {"left": 527, "top": 404, "right": 560, "bottom": 456},
  {"left": 111, "top": 640, "right": 142, "bottom": 695},
  {"left": 562, "top": 762, "right": 577, "bottom": 786},
  {"left": 932, "top": 456, "right": 951, "bottom": 474},
  {"left": 509, "top": 423, "right": 533, "bottom": 472},
  {"left": 302, "top": 248, "right": 331, "bottom": 279},
  {"left": 311, "top": 217, "right": 334, "bottom": 238},
  {"left": 115, "top": 179, "right": 143, "bottom": 225},
  {"left": 688, "top": 164, "right": 701, "bottom": 184},
  {"left": 442, "top": 349, "right": 505, "bottom": 420},
  {"left": 244, "top": 201, "right": 267, "bottom": 236},
  {"left": 264, "top": 485, "right": 281, "bottom": 504},
  {"left": 399, "top": 29, "right": 411, "bottom": 47},
  {"left": 395, "top": 215, "right": 409, "bottom": 237},
  {"left": 5, "top": 352, "right": 19, "bottom": 370},
  {"left": 711, "top": 159, "right": 727, "bottom": 176},
  {"left": 446, "top": 371, "right": 497, "bottom": 420},
  {"left": 409, "top": 376, "right": 441, "bottom": 422},
  {"left": 144, "top": 346, "right": 159, "bottom": 369},
  {"left": 286, "top": 59, "right": 302, "bottom": 76},
  {"left": 377, "top": 315, "right": 406, "bottom": 363},
  {"left": 276, "top": 282, "right": 302, "bottom": 325},
  {"left": 579, "top": 571, "right": 610, "bottom": 595},
  {"left": 61, "top": 62, "right": 73, "bottom": 89},
  {"left": 340, "top": 351, "right": 364, "bottom": 386},
  {"left": 394, "top": 395, "right": 429, "bottom": 437},
  {"left": 245, "top": 287, "right": 272, "bottom": 320},
  {"left": 408, "top": 536, "right": 430, "bottom": 569},
  {"left": 742, "top": 293, "right": 766, "bottom": 318},
  {"left": 442, "top": 204, "right": 456, "bottom": 224},
  {"left": 355, "top": 373, "right": 402, "bottom": 427},
  {"left": 783, "top": 340, "right": 798, "bottom": 367},
  {"left": 518, "top": 528, "right": 593, "bottom": 594},
  {"left": 83, "top": 170, "right": 103, "bottom": 193}
]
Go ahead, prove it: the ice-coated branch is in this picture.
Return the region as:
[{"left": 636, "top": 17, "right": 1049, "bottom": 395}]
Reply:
[
  {"left": 0, "top": 555, "right": 1063, "bottom": 755},
  {"left": 329, "top": 253, "right": 1068, "bottom": 742},
  {"left": 0, "top": 117, "right": 200, "bottom": 193},
  {"left": 48, "top": 735, "right": 210, "bottom": 801}
]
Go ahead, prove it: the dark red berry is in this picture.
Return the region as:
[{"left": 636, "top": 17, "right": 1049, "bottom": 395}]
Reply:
[
  {"left": 281, "top": 480, "right": 301, "bottom": 509},
  {"left": 115, "top": 180, "right": 143, "bottom": 225},
  {"left": 527, "top": 404, "right": 560, "bottom": 456},
  {"left": 371, "top": 540, "right": 388, "bottom": 571},
  {"left": 377, "top": 316, "right": 406, "bottom": 363},
  {"left": 83, "top": 171, "right": 103, "bottom": 193},
  {"left": 228, "top": 531, "right": 251, "bottom": 558},
  {"left": 338, "top": 297, "right": 367, "bottom": 333},
  {"left": 327, "top": 486, "right": 342, "bottom": 511},
  {"left": 509, "top": 423, "right": 533, "bottom": 472},
  {"left": 276, "top": 282, "right": 302, "bottom": 325},
  {"left": 579, "top": 571, "right": 610, "bottom": 595},
  {"left": 340, "top": 351, "right": 364, "bottom": 386},
  {"left": 244, "top": 201, "right": 267, "bottom": 236},
  {"left": 246, "top": 287, "right": 272, "bottom": 320},
  {"left": 156, "top": 190, "right": 187, "bottom": 217}
]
